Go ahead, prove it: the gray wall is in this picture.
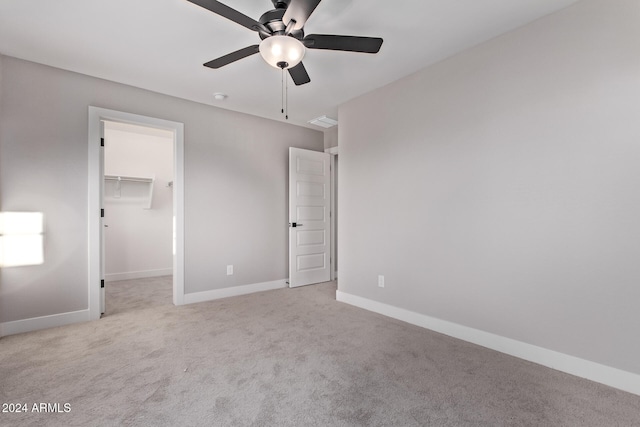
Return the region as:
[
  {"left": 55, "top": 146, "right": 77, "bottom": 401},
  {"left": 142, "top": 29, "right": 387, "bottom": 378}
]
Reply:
[
  {"left": 338, "top": 0, "right": 640, "bottom": 374},
  {"left": 323, "top": 127, "right": 338, "bottom": 150},
  {"left": 0, "top": 56, "right": 322, "bottom": 323},
  {"left": 0, "top": 55, "right": 3, "bottom": 201}
]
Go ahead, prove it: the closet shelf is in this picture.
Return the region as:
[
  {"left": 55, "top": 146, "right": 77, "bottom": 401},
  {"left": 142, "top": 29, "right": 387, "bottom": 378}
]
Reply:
[{"left": 104, "top": 174, "right": 155, "bottom": 209}]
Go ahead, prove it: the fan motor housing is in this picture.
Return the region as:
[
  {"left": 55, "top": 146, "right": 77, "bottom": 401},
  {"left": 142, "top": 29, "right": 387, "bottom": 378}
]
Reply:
[
  {"left": 271, "top": 0, "right": 291, "bottom": 8},
  {"left": 259, "top": 7, "right": 304, "bottom": 40}
]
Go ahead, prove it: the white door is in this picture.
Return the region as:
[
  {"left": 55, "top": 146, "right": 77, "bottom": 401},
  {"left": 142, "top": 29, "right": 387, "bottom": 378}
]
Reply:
[
  {"left": 289, "top": 147, "right": 331, "bottom": 287},
  {"left": 99, "top": 121, "right": 106, "bottom": 315}
]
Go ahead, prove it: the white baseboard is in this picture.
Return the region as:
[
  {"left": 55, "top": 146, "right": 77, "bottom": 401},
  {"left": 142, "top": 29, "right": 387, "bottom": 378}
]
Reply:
[
  {"left": 0, "top": 309, "right": 90, "bottom": 337},
  {"left": 106, "top": 268, "right": 173, "bottom": 282},
  {"left": 183, "top": 279, "right": 287, "bottom": 305},
  {"left": 336, "top": 290, "right": 640, "bottom": 397}
]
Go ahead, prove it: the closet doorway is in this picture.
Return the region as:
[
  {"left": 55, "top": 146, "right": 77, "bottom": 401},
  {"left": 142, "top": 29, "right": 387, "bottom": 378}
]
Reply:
[
  {"left": 88, "top": 107, "right": 185, "bottom": 320},
  {"left": 102, "top": 121, "right": 174, "bottom": 314}
]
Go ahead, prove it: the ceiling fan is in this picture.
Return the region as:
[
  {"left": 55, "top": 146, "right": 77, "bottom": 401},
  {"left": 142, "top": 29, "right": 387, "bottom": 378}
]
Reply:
[{"left": 187, "top": 0, "right": 384, "bottom": 86}]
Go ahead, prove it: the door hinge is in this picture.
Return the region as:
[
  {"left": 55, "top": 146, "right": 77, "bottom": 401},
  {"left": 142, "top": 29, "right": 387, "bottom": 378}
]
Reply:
[
  {"left": 100, "top": 138, "right": 104, "bottom": 147},
  {"left": 101, "top": 279, "right": 105, "bottom": 289}
]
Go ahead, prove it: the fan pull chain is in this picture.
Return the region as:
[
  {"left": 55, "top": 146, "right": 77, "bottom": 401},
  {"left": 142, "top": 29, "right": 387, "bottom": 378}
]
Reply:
[
  {"left": 280, "top": 68, "right": 289, "bottom": 120},
  {"left": 281, "top": 68, "right": 285, "bottom": 115}
]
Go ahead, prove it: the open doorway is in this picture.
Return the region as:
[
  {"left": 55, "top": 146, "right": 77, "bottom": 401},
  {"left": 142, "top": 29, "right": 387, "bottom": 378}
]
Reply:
[
  {"left": 102, "top": 121, "right": 174, "bottom": 314},
  {"left": 88, "top": 107, "right": 185, "bottom": 321}
]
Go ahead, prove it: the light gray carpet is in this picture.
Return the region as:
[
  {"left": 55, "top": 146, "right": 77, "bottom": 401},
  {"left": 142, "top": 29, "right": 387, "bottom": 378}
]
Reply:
[{"left": 1, "top": 277, "right": 639, "bottom": 426}]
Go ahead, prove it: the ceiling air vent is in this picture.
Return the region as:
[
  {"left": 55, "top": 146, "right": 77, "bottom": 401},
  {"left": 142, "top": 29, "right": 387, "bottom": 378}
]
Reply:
[{"left": 308, "top": 115, "right": 338, "bottom": 129}]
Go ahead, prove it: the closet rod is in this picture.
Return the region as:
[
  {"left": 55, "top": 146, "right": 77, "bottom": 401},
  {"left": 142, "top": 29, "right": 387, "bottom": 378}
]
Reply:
[{"left": 104, "top": 175, "right": 153, "bottom": 183}]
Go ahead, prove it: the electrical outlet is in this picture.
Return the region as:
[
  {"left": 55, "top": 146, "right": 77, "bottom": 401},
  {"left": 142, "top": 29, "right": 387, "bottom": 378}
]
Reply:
[
  {"left": 227, "top": 265, "right": 233, "bottom": 275},
  {"left": 378, "top": 275, "right": 385, "bottom": 288}
]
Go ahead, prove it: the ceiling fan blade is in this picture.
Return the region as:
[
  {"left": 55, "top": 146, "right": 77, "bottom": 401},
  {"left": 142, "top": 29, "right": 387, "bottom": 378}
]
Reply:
[
  {"left": 288, "top": 62, "right": 311, "bottom": 86},
  {"left": 187, "top": 0, "right": 268, "bottom": 33},
  {"left": 203, "top": 45, "right": 260, "bottom": 69},
  {"left": 282, "top": 0, "right": 322, "bottom": 32},
  {"left": 303, "top": 34, "right": 383, "bottom": 53}
]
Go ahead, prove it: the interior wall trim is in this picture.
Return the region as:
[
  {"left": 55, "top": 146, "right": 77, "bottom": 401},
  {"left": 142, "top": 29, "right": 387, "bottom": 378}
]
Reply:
[
  {"left": 183, "top": 279, "right": 288, "bottom": 305},
  {"left": 0, "top": 309, "right": 91, "bottom": 337},
  {"left": 336, "top": 290, "right": 640, "bottom": 397},
  {"left": 105, "top": 269, "right": 173, "bottom": 282}
]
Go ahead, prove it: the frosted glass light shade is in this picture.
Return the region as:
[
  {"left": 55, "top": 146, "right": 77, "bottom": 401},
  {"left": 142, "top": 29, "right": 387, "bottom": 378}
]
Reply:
[
  {"left": 259, "top": 35, "right": 305, "bottom": 69},
  {"left": 0, "top": 212, "right": 44, "bottom": 267}
]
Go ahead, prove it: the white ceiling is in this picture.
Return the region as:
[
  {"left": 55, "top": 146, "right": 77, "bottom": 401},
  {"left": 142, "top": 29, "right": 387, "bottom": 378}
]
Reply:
[{"left": 0, "top": 0, "right": 579, "bottom": 130}]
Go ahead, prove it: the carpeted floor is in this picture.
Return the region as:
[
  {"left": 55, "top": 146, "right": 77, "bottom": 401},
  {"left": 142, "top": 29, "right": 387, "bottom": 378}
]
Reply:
[{"left": 1, "top": 277, "right": 639, "bottom": 426}]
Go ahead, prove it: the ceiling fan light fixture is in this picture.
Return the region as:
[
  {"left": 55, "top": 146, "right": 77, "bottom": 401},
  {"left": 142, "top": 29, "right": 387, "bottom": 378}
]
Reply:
[{"left": 259, "top": 35, "right": 305, "bottom": 69}]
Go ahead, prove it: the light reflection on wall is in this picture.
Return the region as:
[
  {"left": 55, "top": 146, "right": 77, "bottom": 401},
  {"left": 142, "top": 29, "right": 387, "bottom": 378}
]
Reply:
[{"left": 0, "top": 212, "right": 44, "bottom": 267}]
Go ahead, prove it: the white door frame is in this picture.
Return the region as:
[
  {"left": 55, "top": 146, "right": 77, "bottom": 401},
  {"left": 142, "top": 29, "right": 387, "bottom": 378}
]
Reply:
[
  {"left": 325, "top": 146, "right": 338, "bottom": 281},
  {"left": 88, "top": 107, "right": 185, "bottom": 320}
]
